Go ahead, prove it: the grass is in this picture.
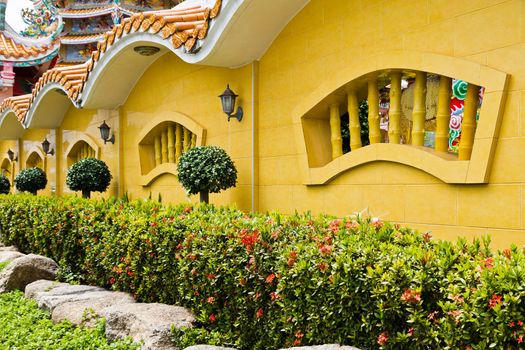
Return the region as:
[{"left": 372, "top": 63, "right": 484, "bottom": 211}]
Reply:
[{"left": 0, "top": 291, "right": 139, "bottom": 350}]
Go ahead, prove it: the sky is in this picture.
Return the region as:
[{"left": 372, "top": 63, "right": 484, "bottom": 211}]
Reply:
[{"left": 6, "top": 0, "right": 33, "bottom": 33}]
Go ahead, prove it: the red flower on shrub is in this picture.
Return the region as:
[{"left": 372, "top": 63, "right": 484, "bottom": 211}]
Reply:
[
  {"left": 317, "top": 262, "right": 328, "bottom": 272},
  {"left": 401, "top": 289, "right": 421, "bottom": 303},
  {"left": 371, "top": 218, "right": 383, "bottom": 229},
  {"left": 109, "top": 277, "right": 115, "bottom": 285},
  {"left": 270, "top": 292, "right": 279, "bottom": 301},
  {"left": 319, "top": 244, "right": 332, "bottom": 255},
  {"left": 256, "top": 308, "right": 264, "bottom": 318},
  {"left": 488, "top": 294, "right": 502, "bottom": 309},
  {"left": 377, "top": 332, "right": 388, "bottom": 346},
  {"left": 209, "top": 313, "right": 217, "bottom": 323},
  {"left": 503, "top": 248, "right": 512, "bottom": 259},
  {"left": 206, "top": 273, "right": 216, "bottom": 280},
  {"left": 183, "top": 207, "right": 192, "bottom": 213},
  {"left": 266, "top": 273, "right": 276, "bottom": 284},
  {"left": 408, "top": 328, "right": 414, "bottom": 336},
  {"left": 207, "top": 297, "right": 215, "bottom": 304},
  {"left": 240, "top": 229, "right": 259, "bottom": 251},
  {"left": 346, "top": 220, "right": 359, "bottom": 230},
  {"left": 293, "top": 339, "right": 301, "bottom": 346},
  {"left": 328, "top": 219, "right": 341, "bottom": 233}
]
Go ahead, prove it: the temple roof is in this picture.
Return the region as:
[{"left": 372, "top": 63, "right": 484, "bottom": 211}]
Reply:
[
  {"left": 0, "top": 24, "right": 60, "bottom": 66},
  {"left": 60, "top": 33, "right": 105, "bottom": 45},
  {"left": 0, "top": 0, "right": 220, "bottom": 123},
  {"left": 58, "top": 4, "right": 117, "bottom": 18}
]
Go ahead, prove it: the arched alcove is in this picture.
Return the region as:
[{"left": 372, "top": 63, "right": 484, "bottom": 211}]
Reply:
[
  {"left": 137, "top": 112, "right": 206, "bottom": 186},
  {"left": 25, "top": 150, "right": 44, "bottom": 169},
  {"left": 65, "top": 138, "right": 99, "bottom": 168}
]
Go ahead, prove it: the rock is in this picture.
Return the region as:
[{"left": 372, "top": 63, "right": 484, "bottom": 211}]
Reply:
[
  {"left": 281, "top": 346, "right": 361, "bottom": 350},
  {"left": 0, "top": 251, "right": 24, "bottom": 263},
  {"left": 25, "top": 279, "right": 63, "bottom": 299},
  {"left": 0, "top": 246, "right": 19, "bottom": 252},
  {"left": 0, "top": 254, "right": 58, "bottom": 292},
  {"left": 184, "top": 346, "right": 237, "bottom": 350},
  {"left": 104, "top": 303, "right": 195, "bottom": 350},
  {"left": 26, "top": 280, "right": 133, "bottom": 313},
  {"left": 52, "top": 292, "right": 135, "bottom": 327}
]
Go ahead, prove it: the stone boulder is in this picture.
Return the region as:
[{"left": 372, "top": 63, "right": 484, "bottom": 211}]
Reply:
[
  {"left": 104, "top": 303, "right": 196, "bottom": 350},
  {"left": 0, "top": 254, "right": 58, "bottom": 292},
  {"left": 184, "top": 346, "right": 237, "bottom": 350},
  {"left": 184, "top": 347, "right": 237, "bottom": 350},
  {"left": 0, "top": 251, "right": 25, "bottom": 264},
  {"left": 0, "top": 246, "right": 19, "bottom": 252},
  {"left": 25, "top": 280, "right": 134, "bottom": 314},
  {"left": 52, "top": 292, "right": 136, "bottom": 327},
  {"left": 281, "top": 346, "right": 361, "bottom": 350}
]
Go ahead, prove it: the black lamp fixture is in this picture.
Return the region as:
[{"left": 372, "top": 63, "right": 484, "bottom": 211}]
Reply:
[
  {"left": 7, "top": 149, "right": 17, "bottom": 162},
  {"left": 98, "top": 120, "right": 115, "bottom": 144},
  {"left": 42, "top": 138, "right": 54, "bottom": 156},
  {"left": 219, "top": 84, "right": 243, "bottom": 122}
]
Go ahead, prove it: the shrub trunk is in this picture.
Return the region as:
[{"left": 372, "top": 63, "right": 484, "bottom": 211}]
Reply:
[
  {"left": 82, "top": 190, "right": 91, "bottom": 199},
  {"left": 199, "top": 191, "right": 209, "bottom": 203}
]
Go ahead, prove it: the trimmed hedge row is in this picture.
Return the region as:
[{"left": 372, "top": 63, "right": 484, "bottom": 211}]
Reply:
[{"left": 0, "top": 195, "right": 524, "bottom": 349}]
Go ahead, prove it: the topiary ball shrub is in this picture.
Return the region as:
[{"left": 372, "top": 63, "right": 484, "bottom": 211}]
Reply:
[
  {"left": 66, "top": 158, "right": 112, "bottom": 199},
  {"left": 15, "top": 168, "right": 47, "bottom": 195},
  {"left": 177, "top": 146, "right": 237, "bottom": 203},
  {"left": 0, "top": 175, "right": 10, "bottom": 194}
]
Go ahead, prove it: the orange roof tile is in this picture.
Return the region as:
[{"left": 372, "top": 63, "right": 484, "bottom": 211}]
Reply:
[
  {"left": 0, "top": 0, "right": 222, "bottom": 124},
  {"left": 0, "top": 32, "right": 59, "bottom": 60},
  {"left": 58, "top": 5, "right": 116, "bottom": 18},
  {"left": 60, "top": 33, "right": 106, "bottom": 44}
]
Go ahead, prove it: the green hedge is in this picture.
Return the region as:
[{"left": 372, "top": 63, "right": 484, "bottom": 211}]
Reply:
[{"left": 0, "top": 194, "right": 524, "bottom": 349}]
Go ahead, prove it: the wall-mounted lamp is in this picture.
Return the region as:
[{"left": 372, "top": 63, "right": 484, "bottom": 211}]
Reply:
[
  {"left": 42, "top": 138, "right": 54, "bottom": 156},
  {"left": 134, "top": 46, "right": 161, "bottom": 56},
  {"left": 98, "top": 120, "right": 115, "bottom": 144},
  {"left": 219, "top": 84, "right": 243, "bottom": 122},
  {"left": 7, "top": 149, "right": 17, "bottom": 162}
]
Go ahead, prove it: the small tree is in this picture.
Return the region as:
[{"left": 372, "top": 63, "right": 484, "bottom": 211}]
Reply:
[
  {"left": 0, "top": 175, "right": 10, "bottom": 194},
  {"left": 66, "top": 158, "right": 112, "bottom": 199},
  {"left": 15, "top": 167, "right": 47, "bottom": 195},
  {"left": 177, "top": 146, "right": 237, "bottom": 203}
]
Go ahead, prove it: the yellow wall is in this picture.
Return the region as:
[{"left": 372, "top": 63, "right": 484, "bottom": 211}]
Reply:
[
  {"left": 2, "top": 0, "right": 525, "bottom": 249},
  {"left": 255, "top": 0, "right": 525, "bottom": 249}
]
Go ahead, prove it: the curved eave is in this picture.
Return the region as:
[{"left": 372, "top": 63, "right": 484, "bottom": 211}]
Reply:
[
  {"left": 2, "top": 48, "right": 59, "bottom": 67},
  {"left": 188, "top": 0, "right": 310, "bottom": 67},
  {"left": 1, "top": 0, "right": 310, "bottom": 124},
  {"left": 24, "top": 83, "right": 76, "bottom": 129}
]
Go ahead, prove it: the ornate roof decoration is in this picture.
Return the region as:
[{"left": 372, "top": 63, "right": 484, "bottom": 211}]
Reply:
[
  {"left": 0, "top": 0, "right": 221, "bottom": 123},
  {"left": 0, "top": 26, "right": 60, "bottom": 66}
]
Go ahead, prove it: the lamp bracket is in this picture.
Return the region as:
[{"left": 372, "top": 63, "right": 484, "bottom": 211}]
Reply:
[
  {"left": 104, "top": 134, "right": 116, "bottom": 144},
  {"left": 228, "top": 106, "right": 243, "bottom": 122}
]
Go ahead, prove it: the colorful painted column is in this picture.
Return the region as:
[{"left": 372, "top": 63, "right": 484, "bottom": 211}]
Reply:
[
  {"left": 367, "top": 76, "right": 381, "bottom": 144},
  {"left": 388, "top": 71, "right": 402, "bottom": 144},
  {"left": 435, "top": 76, "right": 452, "bottom": 152},
  {"left": 458, "top": 83, "right": 480, "bottom": 160},
  {"left": 348, "top": 90, "right": 362, "bottom": 151},
  {"left": 329, "top": 103, "right": 343, "bottom": 159},
  {"left": 411, "top": 71, "right": 427, "bottom": 146}
]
